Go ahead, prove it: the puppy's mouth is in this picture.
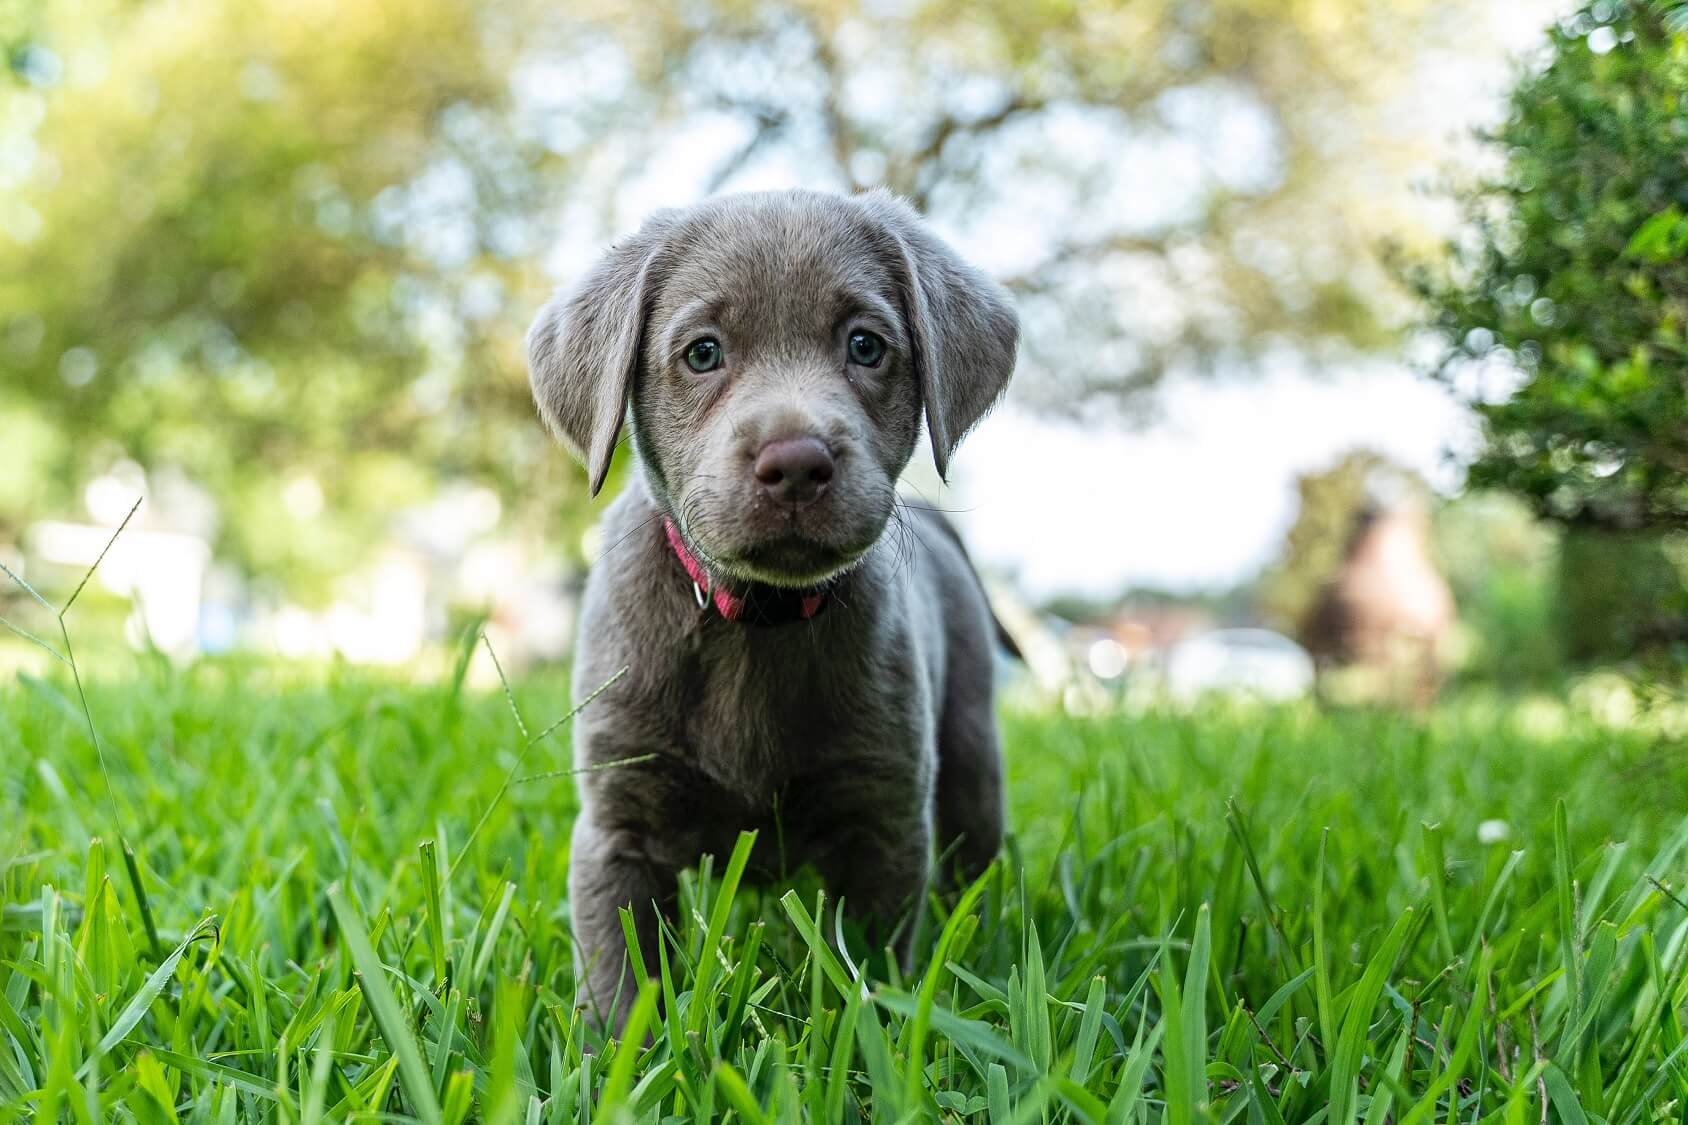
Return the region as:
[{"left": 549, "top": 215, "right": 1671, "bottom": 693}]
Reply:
[
  {"left": 674, "top": 482, "right": 889, "bottom": 588},
  {"left": 716, "top": 534, "right": 869, "bottom": 588}
]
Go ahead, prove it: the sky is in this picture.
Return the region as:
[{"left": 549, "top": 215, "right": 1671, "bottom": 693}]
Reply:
[{"left": 949, "top": 365, "right": 1477, "bottom": 597}]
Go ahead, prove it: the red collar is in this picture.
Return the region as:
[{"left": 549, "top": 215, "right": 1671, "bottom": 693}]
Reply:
[{"left": 663, "top": 519, "right": 828, "bottom": 624}]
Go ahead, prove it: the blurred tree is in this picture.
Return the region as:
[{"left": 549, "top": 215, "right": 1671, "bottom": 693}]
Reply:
[
  {"left": 589, "top": 0, "right": 1538, "bottom": 414},
  {"left": 1, "top": 0, "right": 1546, "bottom": 595},
  {"left": 1408, "top": 0, "right": 1687, "bottom": 532},
  {"left": 1433, "top": 491, "right": 1562, "bottom": 685},
  {"left": 1257, "top": 451, "right": 1426, "bottom": 635},
  {"left": 1262, "top": 451, "right": 1453, "bottom": 701},
  {"left": 0, "top": 0, "right": 580, "bottom": 596},
  {"left": 1556, "top": 526, "right": 1688, "bottom": 660},
  {"left": 1404, "top": 0, "right": 1688, "bottom": 658}
]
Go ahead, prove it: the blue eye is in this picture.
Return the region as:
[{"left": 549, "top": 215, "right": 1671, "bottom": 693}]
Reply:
[
  {"left": 685, "top": 338, "right": 723, "bottom": 373},
  {"left": 847, "top": 331, "right": 885, "bottom": 367}
]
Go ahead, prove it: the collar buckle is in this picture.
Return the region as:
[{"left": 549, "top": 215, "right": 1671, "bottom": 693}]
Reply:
[{"left": 664, "top": 517, "right": 829, "bottom": 626}]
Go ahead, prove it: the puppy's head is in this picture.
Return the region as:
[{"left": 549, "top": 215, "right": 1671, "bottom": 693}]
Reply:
[{"left": 527, "top": 189, "right": 1018, "bottom": 587}]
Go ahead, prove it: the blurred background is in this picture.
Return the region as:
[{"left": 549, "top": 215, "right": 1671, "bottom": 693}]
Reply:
[{"left": 2, "top": 0, "right": 1684, "bottom": 711}]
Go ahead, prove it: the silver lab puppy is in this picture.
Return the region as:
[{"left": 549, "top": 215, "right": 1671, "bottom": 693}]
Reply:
[{"left": 526, "top": 189, "right": 1018, "bottom": 1030}]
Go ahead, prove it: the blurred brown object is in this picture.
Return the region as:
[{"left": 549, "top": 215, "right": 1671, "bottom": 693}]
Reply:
[{"left": 1303, "top": 500, "right": 1455, "bottom": 706}]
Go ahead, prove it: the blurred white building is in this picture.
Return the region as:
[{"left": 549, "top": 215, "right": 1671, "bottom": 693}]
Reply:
[
  {"left": 28, "top": 519, "right": 210, "bottom": 656},
  {"left": 11, "top": 466, "right": 578, "bottom": 669}
]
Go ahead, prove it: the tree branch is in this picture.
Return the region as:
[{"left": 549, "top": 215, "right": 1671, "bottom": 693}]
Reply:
[
  {"left": 910, "top": 92, "right": 1043, "bottom": 171},
  {"left": 702, "top": 101, "right": 789, "bottom": 193},
  {"left": 899, "top": 93, "right": 1047, "bottom": 207},
  {"left": 1000, "top": 232, "right": 1174, "bottom": 292},
  {"left": 805, "top": 16, "right": 857, "bottom": 187}
]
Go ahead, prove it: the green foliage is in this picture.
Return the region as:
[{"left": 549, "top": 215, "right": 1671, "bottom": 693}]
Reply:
[
  {"left": 4, "top": 0, "right": 1549, "bottom": 595},
  {"left": 0, "top": 0, "right": 579, "bottom": 580},
  {"left": 4, "top": 655, "right": 1688, "bottom": 1119},
  {"left": 1558, "top": 524, "right": 1688, "bottom": 660},
  {"left": 1433, "top": 491, "right": 1564, "bottom": 684},
  {"left": 1408, "top": 0, "right": 1688, "bottom": 531}
]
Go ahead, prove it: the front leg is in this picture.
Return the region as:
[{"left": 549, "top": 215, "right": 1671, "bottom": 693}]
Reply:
[
  {"left": 568, "top": 737, "right": 737, "bottom": 1034},
  {"left": 568, "top": 814, "right": 677, "bottom": 1033},
  {"left": 798, "top": 759, "right": 934, "bottom": 973},
  {"left": 826, "top": 824, "right": 932, "bottom": 975}
]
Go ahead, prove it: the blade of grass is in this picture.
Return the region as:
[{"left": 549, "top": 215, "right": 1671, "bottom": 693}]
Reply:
[
  {"left": 904, "top": 868, "right": 995, "bottom": 1107},
  {"left": 1421, "top": 822, "right": 1454, "bottom": 964},
  {"left": 688, "top": 831, "right": 757, "bottom": 1037},
  {"left": 600, "top": 981, "right": 658, "bottom": 1113},
  {"left": 88, "top": 915, "right": 218, "bottom": 1063},
  {"left": 1313, "top": 828, "right": 1337, "bottom": 1059},
  {"left": 713, "top": 1060, "right": 770, "bottom": 1125},
  {"left": 419, "top": 840, "right": 447, "bottom": 988},
  {"left": 448, "top": 656, "right": 629, "bottom": 883},
  {"left": 778, "top": 891, "right": 855, "bottom": 998},
  {"left": 1162, "top": 904, "right": 1212, "bottom": 1125},
  {"left": 1330, "top": 907, "right": 1416, "bottom": 1125},
  {"left": 327, "top": 882, "right": 442, "bottom": 1124},
  {"left": 1554, "top": 800, "right": 1583, "bottom": 1041}
]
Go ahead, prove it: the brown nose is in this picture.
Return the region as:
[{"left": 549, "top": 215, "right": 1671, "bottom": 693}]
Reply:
[{"left": 753, "top": 436, "right": 835, "bottom": 506}]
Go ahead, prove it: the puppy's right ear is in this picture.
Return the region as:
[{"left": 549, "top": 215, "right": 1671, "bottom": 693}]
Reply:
[{"left": 526, "top": 215, "right": 672, "bottom": 497}]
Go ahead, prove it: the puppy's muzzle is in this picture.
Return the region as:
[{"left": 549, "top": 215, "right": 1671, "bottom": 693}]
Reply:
[{"left": 753, "top": 436, "right": 835, "bottom": 508}]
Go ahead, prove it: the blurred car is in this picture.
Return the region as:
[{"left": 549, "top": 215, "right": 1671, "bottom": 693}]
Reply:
[{"left": 1164, "top": 628, "right": 1315, "bottom": 702}]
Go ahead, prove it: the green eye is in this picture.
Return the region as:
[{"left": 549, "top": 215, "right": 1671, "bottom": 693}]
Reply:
[
  {"left": 847, "top": 330, "right": 886, "bottom": 367},
  {"left": 684, "top": 337, "right": 723, "bottom": 373}
]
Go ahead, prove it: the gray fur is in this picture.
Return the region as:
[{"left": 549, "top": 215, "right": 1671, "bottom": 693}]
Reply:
[{"left": 527, "top": 189, "right": 1018, "bottom": 1030}]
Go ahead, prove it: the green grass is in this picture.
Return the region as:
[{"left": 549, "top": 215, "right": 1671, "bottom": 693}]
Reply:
[{"left": 2, "top": 647, "right": 1687, "bottom": 1122}]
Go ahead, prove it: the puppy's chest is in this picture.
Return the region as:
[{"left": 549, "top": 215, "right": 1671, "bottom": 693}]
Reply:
[{"left": 673, "top": 633, "right": 881, "bottom": 799}]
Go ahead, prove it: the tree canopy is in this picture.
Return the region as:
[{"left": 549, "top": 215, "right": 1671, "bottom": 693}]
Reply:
[
  {"left": 1407, "top": 0, "right": 1688, "bottom": 532},
  {"left": 1, "top": 0, "right": 565, "bottom": 593},
  {"left": 2, "top": 0, "right": 1547, "bottom": 591}
]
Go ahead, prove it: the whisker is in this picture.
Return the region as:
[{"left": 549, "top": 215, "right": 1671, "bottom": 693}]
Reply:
[
  {"left": 898, "top": 482, "right": 976, "bottom": 516},
  {"left": 592, "top": 510, "right": 666, "bottom": 566},
  {"left": 897, "top": 501, "right": 977, "bottom": 515},
  {"left": 880, "top": 491, "right": 931, "bottom": 584}
]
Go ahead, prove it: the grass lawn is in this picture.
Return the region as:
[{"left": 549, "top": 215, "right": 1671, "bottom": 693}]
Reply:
[{"left": 2, "top": 652, "right": 1686, "bottom": 1122}]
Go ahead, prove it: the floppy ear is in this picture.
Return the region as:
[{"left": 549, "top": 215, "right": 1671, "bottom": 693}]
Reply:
[
  {"left": 526, "top": 215, "right": 673, "bottom": 496},
  {"left": 859, "top": 190, "right": 1020, "bottom": 481}
]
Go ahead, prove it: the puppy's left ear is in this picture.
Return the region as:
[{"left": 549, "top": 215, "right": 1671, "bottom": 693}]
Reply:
[
  {"left": 527, "top": 212, "right": 675, "bottom": 497},
  {"left": 859, "top": 191, "right": 1019, "bottom": 481}
]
